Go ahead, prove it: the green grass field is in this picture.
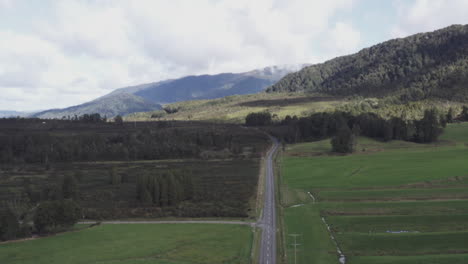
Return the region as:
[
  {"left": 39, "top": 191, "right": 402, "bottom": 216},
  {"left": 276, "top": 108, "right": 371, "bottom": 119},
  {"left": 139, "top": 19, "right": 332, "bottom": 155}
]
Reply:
[
  {"left": 0, "top": 224, "right": 253, "bottom": 264},
  {"left": 279, "top": 123, "right": 468, "bottom": 264}
]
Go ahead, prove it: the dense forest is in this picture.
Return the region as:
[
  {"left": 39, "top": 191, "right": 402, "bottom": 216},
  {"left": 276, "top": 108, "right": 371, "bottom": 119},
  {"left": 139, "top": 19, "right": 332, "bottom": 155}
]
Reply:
[
  {"left": 268, "top": 25, "right": 468, "bottom": 102},
  {"left": 0, "top": 117, "right": 268, "bottom": 164}
]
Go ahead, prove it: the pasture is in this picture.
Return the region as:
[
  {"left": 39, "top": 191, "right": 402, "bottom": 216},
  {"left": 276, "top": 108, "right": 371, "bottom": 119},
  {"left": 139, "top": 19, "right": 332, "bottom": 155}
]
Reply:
[
  {"left": 0, "top": 224, "right": 253, "bottom": 264},
  {"left": 279, "top": 123, "right": 468, "bottom": 264}
]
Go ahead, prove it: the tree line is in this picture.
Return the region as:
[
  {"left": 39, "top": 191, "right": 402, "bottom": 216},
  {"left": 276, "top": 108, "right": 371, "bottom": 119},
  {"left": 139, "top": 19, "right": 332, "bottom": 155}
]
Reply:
[
  {"left": 248, "top": 107, "right": 448, "bottom": 153},
  {"left": 0, "top": 123, "right": 258, "bottom": 164}
]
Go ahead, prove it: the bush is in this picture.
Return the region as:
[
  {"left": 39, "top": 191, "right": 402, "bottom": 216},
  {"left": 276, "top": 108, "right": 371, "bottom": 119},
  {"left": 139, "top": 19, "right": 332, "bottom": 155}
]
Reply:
[
  {"left": 0, "top": 208, "right": 19, "bottom": 241},
  {"left": 34, "top": 200, "right": 81, "bottom": 234},
  {"left": 245, "top": 112, "right": 272, "bottom": 126},
  {"left": 331, "top": 125, "right": 356, "bottom": 153}
]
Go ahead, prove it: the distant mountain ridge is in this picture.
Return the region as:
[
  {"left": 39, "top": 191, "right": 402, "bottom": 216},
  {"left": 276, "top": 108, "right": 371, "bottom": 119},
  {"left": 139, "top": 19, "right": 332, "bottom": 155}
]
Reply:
[
  {"left": 33, "top": 93, "right": 161, "bottom": 119},
  {"left": 268, "top": 25, "right": 468, "bottom": 102},
  {"left": 34, "top": 64, "right": 307, "bottom": 118},
  {"left": 0, "top": 110, "right": 32, "bottom": 118}
]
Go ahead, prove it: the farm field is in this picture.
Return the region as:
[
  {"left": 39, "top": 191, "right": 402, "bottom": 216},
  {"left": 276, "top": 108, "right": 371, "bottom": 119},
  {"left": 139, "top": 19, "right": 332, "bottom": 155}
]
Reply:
[
  {"left": 0, "top": 223, "right": 253, "bottom": 264},
  {"left": 279, "top": 122, "right": 468, "bottom": 264}
]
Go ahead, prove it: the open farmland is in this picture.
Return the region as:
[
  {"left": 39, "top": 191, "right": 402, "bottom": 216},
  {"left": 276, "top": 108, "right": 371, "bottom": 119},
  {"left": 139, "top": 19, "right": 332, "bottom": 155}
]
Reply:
[
  {"left": 279, "top": 122, "right": 468, "bottom": 264},
  {"left": 0, "top": 224, "right": 253, "bottom": 264}
]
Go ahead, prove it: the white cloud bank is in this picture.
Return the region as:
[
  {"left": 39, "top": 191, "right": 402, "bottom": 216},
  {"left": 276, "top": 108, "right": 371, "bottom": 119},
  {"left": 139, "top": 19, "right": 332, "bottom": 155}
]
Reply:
[
  {"left": 0, "top": 0, "right": 364, "bottom": 111},
  {"left": 392, "top": 0, "right": 468, "bottom": 38},
  {"left": 4, "top": 0, "right": 468, "bottom": 111}
]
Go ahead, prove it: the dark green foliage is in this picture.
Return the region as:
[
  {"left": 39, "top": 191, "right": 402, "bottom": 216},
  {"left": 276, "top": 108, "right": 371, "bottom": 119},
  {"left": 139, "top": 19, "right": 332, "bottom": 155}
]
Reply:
[
  {"left": 140, "top": 188, "right": 153, "bottom": 205},
  {"left": 62, "top": 174, "right": 78, "bottom": 199},
  {"left": 114, "top": 115, "right": 123, "bottom": 125},
  {"left": 331, "top": 125, "right": 356, "bottom": 153},
  {"left": 109, "top": 167, "right": 121, "bottom": 185},
  {"left": 447, "top": 108, "right": 455, "bottom": 123},
  {"left": 0, "top": 120, "right": 268, "bottom": 219},
  {"left": 163, "top": 106, "right": 180, "bottom": 114},
  {"left": 458, "top": 106, "right": 468, "bottom": 121},
  {"left": 33, "top": 200, "right": 81, "bottom": 234},
  {"left": 0, "top": 119, "right": 267, "bottom": 164},
  {"left": 414, "top": 109, "right": 443, "bottom": 143},
  {"left": 137, "top": 171, "right": 193, "bottom": 207},
  {"left": 151, "top": 177, "right": 161, "bottom": 206},
  {"left": 245, "top": 112, "right": 272, "bottom": 126},
  {"left": 0, "top": 208, "right": 19, "bottom": 241},
  {"left": 271, "top": 109, "right": 443, "bottom": 145},
  {"left": 268, "top": 25, "right": 468, "bottom": 102},
  {"left": 160, "top": 177, "right": 169, "bottom": 207}
]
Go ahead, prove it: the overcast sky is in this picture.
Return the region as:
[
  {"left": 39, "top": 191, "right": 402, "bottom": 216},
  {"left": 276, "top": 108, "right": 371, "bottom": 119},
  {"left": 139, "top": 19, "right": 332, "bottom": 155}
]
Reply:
[{"left": 1, "top": 0, "right": 468, "bottom": 111}]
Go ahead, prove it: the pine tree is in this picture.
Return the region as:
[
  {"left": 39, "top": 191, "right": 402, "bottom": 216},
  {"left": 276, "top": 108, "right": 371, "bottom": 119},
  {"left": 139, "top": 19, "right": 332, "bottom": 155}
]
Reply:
[
  {"left": 415, "top": 109, "right": 442, "bottom": 143},
  {"left": 62, "top": 174, "right": 78, "bottom": 199},
  {"left": 0, "top": 208, "right": 19, "bottom": 241},
  {"left": 446, "top": 107, "right": 454, "bottom": 123},
  {"left": 140, "top": 188, "right": 152, "bottom": 204},
  {"left": 167, "top": 173, "right": 180, "bottom": 206},
  {"left": 331, "top": 124, "right": 356, "bottom": 153},
  {"left": 151, "top": 176, "right": 161, "bottom": 206},
  {"left": 383, "top": 122, "right": 394, "bottom": 142},
  {"left": 109, "top": 167, "right": 121, "bottom": 185},
  {"left": 160, "top": 176, "right": 169, "bottom": 207}
]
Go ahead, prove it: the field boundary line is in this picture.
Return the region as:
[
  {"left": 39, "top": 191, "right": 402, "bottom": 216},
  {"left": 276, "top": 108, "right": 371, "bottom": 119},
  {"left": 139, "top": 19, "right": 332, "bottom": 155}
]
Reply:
[
  {"left": 321, "top": 217, "right": 346, "bottom": 264},
  {"left": 79, "top": 220, "right": 255, "bottom": 226}
]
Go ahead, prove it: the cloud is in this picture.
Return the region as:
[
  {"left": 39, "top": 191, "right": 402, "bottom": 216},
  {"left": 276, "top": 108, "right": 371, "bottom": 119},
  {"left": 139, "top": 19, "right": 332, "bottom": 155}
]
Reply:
[
  {"left": 392, "top": 0, "right": 468, "bottom": 37},
  {"left": 323, "top": 22, "right": 361, "bottom": 58},
  {"left": 0, "top": 0, "right": 359, "bottom": 111}
]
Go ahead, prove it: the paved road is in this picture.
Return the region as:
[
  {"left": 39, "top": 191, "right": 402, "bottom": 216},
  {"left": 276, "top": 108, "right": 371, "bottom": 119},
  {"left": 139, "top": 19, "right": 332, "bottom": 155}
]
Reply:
[{"left": 258, "top": 137, "right": 279, "bottom": 264}]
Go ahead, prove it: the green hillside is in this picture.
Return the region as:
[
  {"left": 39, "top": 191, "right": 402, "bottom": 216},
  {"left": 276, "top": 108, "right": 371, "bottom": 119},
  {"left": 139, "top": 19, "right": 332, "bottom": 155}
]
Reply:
[
  {"left": 268, "top": 25, "right": 468, "bottom": 102},
  {"left": 125, "top": 93, "right": 345, "bottom": 122}
]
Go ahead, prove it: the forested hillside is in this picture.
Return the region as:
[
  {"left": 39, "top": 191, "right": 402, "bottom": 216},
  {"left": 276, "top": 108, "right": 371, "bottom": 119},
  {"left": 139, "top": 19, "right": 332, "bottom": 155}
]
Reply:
[{"left": 268, "top": 25, "right": 468, "bottom": 102}]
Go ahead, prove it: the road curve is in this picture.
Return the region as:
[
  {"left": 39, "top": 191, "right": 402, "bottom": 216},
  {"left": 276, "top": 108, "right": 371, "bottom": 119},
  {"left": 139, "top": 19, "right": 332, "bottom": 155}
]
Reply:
[{"left": 259, "top": 137, "right": 279, "bottom": 264}]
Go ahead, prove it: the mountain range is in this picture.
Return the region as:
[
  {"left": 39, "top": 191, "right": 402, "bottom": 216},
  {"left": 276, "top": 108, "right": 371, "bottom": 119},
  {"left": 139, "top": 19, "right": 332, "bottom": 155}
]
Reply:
[
  {"left": 33, "top": 65, "right": 307, "bottom": 118},
  {"left": 0, "top": 110, "right": 32, "bottom": 118}
]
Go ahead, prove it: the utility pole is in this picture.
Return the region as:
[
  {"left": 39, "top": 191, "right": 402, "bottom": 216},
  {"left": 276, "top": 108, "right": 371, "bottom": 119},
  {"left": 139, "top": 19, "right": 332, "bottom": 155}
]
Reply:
[{"left": 289, "top": 234, "right": 301, "bottom": 264}]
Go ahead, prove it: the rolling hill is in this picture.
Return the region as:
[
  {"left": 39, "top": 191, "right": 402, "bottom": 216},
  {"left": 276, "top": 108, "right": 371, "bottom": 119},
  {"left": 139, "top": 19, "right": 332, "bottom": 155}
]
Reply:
[
  {"left": 268, "top": 25, "right": 468, "bottom": 102},
  {"left": 34, "top": 65, "right": 306, "bottom": 119}
]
